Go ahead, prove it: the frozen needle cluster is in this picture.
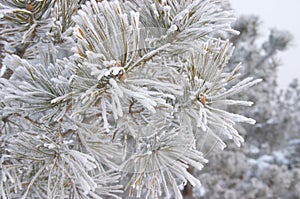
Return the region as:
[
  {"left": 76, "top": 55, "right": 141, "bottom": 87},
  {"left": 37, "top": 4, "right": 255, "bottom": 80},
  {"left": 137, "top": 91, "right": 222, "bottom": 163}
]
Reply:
[{"left": 0, "top": 0, "right": 261, "bottom": 198}]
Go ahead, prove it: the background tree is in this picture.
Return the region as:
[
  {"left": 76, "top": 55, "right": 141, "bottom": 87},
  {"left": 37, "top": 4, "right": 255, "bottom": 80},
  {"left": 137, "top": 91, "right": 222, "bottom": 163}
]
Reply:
[{"left": 193, "top": 13, "right": 300, "bottom": 199}]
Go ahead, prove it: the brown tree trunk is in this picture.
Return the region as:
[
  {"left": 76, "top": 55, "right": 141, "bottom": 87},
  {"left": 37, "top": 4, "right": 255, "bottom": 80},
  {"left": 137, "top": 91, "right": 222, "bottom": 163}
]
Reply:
[{"left": 182, "top": 167, "right": 194, "bottom": 198}]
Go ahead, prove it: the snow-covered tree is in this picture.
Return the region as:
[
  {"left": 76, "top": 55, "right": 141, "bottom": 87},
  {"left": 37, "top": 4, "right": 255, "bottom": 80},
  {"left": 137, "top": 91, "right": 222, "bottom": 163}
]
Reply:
[
  {"left": 193, "top": 13, "right": 300, "bottom": 199},
  {"left": 0, "top": 1, "right": 261, "bottom": 198}
]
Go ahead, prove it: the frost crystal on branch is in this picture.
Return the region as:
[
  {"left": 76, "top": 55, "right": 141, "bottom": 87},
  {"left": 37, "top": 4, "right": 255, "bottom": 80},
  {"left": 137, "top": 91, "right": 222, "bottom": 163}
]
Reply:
[{"left": 0, "top": 0, "right": 261, "bottom": 198}]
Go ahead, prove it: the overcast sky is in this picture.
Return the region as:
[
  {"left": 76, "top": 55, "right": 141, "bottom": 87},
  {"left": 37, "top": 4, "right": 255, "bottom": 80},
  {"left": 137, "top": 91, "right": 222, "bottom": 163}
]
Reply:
[{"left": 230, "top": 0, "right": 300, "bottom": 89}]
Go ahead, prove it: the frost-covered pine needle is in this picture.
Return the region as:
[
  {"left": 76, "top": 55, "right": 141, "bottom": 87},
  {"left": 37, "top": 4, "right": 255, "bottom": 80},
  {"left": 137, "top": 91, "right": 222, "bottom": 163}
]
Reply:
[{"left": 0, "top": 0, "right": 261, "bottom": 198}]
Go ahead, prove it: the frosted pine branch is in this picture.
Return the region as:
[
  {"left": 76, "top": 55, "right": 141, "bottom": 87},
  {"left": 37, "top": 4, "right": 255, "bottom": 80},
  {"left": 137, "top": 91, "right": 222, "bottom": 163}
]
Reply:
[{"left": 0, "top": 0, "right": 261, "bottom": 198}]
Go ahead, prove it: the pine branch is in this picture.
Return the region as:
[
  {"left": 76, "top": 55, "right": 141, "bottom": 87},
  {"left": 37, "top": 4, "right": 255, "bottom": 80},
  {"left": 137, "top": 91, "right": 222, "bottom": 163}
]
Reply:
[{"left": 0, "top": 1, "right": 262, "bottom": 198}]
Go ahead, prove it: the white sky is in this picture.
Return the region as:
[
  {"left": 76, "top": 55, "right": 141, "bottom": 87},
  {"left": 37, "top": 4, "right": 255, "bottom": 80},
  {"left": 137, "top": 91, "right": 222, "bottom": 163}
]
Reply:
[{"left": 230, "top": 0, "right": 300, "bottom": 89}]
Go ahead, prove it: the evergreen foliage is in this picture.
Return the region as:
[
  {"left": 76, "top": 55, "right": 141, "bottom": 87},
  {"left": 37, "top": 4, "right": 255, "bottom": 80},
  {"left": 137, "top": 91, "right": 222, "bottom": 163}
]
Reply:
[{"left": 0, "top": 1, "right": 261, "bottom": 198}]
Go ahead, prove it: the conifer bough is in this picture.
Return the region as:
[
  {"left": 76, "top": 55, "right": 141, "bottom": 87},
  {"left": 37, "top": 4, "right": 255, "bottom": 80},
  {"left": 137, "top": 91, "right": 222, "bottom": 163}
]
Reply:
[{"left": 0, "top": 0, "right": 261, "bottom": 198}]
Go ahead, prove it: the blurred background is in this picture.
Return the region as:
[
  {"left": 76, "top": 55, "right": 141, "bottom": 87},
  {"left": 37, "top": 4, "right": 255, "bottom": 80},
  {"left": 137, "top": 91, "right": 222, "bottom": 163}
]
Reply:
[
  {"left": 231, "top": 0, "right": 300, "bottom": 89},
  {"left": 185, "top": 1, "right": 300, "bottom": 198}
]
